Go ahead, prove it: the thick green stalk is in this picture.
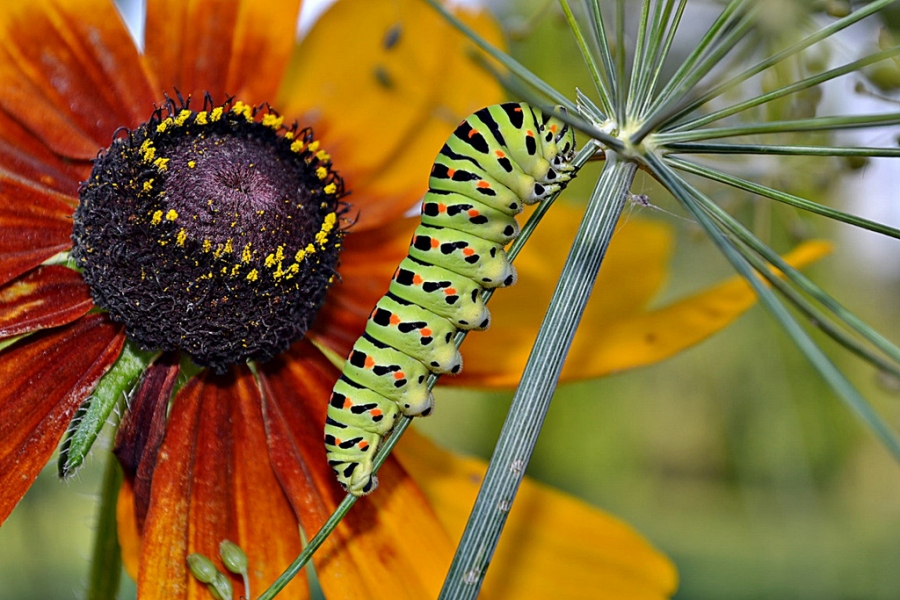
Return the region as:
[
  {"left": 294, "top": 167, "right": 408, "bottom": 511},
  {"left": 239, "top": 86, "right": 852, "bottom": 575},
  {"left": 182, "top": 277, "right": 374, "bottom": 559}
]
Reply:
[
  {"left": 86, "top": 457, "right": 123, "bottom": 600},
  {"left": 439, "top": 156, "right": 637, "bottom": 600}
]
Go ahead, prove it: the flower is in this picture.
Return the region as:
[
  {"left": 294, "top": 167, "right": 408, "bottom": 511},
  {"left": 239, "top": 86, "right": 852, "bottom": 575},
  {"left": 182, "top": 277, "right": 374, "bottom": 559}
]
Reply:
[{"left": 0, "top": 0, "right": 827, "bottom": 598}]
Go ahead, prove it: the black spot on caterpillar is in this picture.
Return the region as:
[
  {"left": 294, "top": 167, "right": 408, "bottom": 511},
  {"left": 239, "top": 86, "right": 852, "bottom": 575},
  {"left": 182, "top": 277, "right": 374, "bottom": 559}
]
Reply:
[{"left": 324, "top": 102, "right": 577, "bottom": 495}]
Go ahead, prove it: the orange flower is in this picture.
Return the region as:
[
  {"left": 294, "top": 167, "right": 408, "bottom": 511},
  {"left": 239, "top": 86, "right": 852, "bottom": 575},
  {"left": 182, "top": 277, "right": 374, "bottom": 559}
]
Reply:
[{"left": 0, "top": 0, "right": 826, "bottom": 598}]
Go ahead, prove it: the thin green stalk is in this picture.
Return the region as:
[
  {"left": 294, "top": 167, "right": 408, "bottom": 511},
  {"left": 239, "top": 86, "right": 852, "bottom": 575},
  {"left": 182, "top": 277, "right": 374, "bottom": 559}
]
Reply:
[
  {"left": 86, "top": 457, "right": 123, "bottom": 600},
  {"left": 614, "top": 0, "right": 627, "bottom": 124},
  {"left": 671, "top": 46, "right": 900, "bottom": 132},
  {"left": 646, "top": 152, "right": 900, "bottom": 464},
  {"left": 258, "top": 143, "right": 600, "bottom": 600},
  {"left": 588, "top": 0, "right": 619, "bottom": 118},
  {"left": 664, "top": 159, "right": 900, "bottom": 369},
  {"left": 559, "top": 0, "right": 613, "bottom": 117},
  {"left": 625, "top": 0, "right": 653, "bottom": 119},
  {"left": 637, "top": 0, "right": 688, "bottom": 117},
  {"left": 657, "top": 0, "right": 897, "bottom": 131},
  {"left": 418, "top": 0, "right": 576, "bottom": 113},
  {"left": 666, "top": 156, "right": 900, "bottom": 240},
  {"left": 439, "top": 156, "right": 637, "bottom": 600},
  {"left": 655, "top": 112, "right": 900, "bottom": 143},
  {"left": 665, "top": 143, "right": 900, "bottom": 158}
]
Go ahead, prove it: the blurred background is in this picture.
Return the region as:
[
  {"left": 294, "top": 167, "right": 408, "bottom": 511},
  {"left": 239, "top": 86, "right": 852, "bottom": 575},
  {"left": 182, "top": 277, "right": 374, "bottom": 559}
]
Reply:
[{"left": 2, "top": 0, "right": 899, "bottom": 598}]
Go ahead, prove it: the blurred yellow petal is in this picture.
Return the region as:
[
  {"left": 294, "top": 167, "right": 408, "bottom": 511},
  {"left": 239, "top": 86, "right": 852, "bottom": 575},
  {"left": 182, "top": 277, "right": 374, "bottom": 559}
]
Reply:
[
  {"left": 395, "top": 429, "right": 678, "bottom": 599},
  {"left": 453, "top": 203, "right": 831, "bottom": 387},
  {"left": 277, "top": 0, "right": 505, "bottom": 229}
]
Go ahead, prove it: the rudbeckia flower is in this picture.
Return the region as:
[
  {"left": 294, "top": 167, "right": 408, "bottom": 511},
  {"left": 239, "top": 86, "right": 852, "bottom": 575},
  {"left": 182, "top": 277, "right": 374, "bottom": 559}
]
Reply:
[{"left": 0, "top": 0, "right": 825, "bottom": 598}]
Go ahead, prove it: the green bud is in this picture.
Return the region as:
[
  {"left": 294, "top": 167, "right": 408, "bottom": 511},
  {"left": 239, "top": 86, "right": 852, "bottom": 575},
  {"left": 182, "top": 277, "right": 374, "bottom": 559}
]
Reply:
[
  {"left": 187, "top": 553, "right": 218, "bottom": 584},
  {"left": 208, "top": 572, "right": 233, "bottom": 600},
  {"left": 219, "top": 540, "right": 249, "bottom": 575}
]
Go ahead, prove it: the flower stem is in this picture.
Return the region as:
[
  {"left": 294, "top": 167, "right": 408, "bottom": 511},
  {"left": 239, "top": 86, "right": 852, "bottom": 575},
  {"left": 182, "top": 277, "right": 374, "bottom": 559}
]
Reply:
[
  {"left": 86, "top": 457, "right": 123, "bottom": 600},
  {"left": 438, "top": 156, "right": 637, "bottom": 599}
]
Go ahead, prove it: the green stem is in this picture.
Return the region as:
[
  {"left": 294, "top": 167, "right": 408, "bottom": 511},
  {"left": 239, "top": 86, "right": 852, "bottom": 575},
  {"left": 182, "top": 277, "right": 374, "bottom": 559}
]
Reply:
[
  {"left": 665, "top": 143, "right": 900, "bottom": 158},
  {"left": 438, "top": 156, "right": 637, "bottom": 600},
  {"left": 86, "top": 457, "right": 123, "bottom": 600}
]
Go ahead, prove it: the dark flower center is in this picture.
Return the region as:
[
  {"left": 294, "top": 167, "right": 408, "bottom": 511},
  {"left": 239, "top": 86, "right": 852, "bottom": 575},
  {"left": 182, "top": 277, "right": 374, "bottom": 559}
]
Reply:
[{"left": 72, "top": 97, "right": 346, "bottom": 372}]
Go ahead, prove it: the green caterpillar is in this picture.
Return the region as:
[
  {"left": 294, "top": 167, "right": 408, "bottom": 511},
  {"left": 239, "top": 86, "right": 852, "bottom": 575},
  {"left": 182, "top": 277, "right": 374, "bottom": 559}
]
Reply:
[{"left": 324, "top": 102, "right": 577, "bottom": 495}]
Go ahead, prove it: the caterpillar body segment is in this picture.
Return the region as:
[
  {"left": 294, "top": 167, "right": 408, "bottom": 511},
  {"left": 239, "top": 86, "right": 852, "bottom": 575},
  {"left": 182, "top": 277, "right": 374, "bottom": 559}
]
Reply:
[
  {"left": 325, "top": 102, "right": 578, "bottom": 496},
  {"left": 389, "top": 257, "right": 491, "bottom": 330}
]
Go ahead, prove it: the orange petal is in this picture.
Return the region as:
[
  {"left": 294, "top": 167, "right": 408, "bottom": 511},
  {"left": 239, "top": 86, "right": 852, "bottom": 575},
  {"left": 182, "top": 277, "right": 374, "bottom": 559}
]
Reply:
[
  {"left": 144, "top": 0, "right": 302, "bottom": 104},
  {"left": 0, "top": 265, "right": 92, "bottom": 338},
  {"left": 0, "top": 313, "right": 124, "bottom": 524},
  {"left": 0, "top": 0, "right": 155, "bottom": 159},
  {"left": 395, "top": 429, "right": 679, "bottom": 599},
  {"left": 138, "top": 367, "right": 305, "bottom": 599},
  {"left": 259, "top": 340, "right": 454, "bottom": 598},
  {"left": 0, "top": 177, "right": 77, "bottom": 286},
  {"left": 277, "top": 0, "right": 505, "bottom": 230},
  {"left": 309, "top": 216, "right": 418, "bottom": 356},
  {"left": 450, "top": 202, "right": 829, "bottom": 387}
]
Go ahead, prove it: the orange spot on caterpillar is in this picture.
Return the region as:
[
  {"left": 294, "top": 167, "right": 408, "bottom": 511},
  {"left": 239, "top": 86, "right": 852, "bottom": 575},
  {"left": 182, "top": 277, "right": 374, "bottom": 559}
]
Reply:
[
  {"left": 462, "top": 248, "right": 475, "bottom": 257},
  {"left": 413, "top": 274, "right": 424, "bottom": 285},
  {"left": 550, "top": 124, "right": 559, "bottom": 133},
  {"left": 358, "top": 440, "right": 369, "bottom": 450},
  {"left": 468, "top": 128, "right": 479, "bottom": 139},
  {"left": 393, "top": 372, "right": 405, "bottom": 380},
  {"left": 390, "top": 314, "right": 402, "bottom": 325},
  {"left": 514, "top": 107, "right": 522, "bottom": 112},
  {"left": 334, "top": 437, "right": 343, "bottom": 445},
  {"left": 343, "top": 398, "right": 353, "bottom": 409},
  {"left": 446, "top": 167, "right": 456, "bottom": 177},
  {"left": 438, "top": 203, "right": 447, "bottom": 213},
  {"left": 445, "top": 288, "right": 457, "bottom": 295},
  {"left": 420, "top": 328, "right": 433, "bottom": 337},
  {"left": 476, "top": 181, "right": 491, "bottom": 189},
  {"left": 467, "top": 209, "right": 480, "bottom": 217},
  {"left": 370, "top": 409, "right": 383, "bottom": 418},
  {"left": 365, "top": 355, "right": 376, "bottom": 368},
  {"left": 430, "top": 238, "right": 440, "bottom": 249},
  {"left": 495, "top": 150, "right": 505, "bottom": 158}
]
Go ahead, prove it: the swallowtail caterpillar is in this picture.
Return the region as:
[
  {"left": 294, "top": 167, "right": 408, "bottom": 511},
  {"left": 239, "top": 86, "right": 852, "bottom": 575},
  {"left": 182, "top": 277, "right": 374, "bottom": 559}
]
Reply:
[{"left": 324, "top": 102, "right": 577, "bottom": 495}]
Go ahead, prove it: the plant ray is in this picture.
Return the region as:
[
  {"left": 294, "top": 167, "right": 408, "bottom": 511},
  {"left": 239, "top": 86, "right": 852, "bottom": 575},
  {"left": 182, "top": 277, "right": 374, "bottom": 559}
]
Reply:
[
  {"left": 560, "top": 0, "right": 613, "bottom": 117},
  {"left": 657, "top": 0, "right": 897, "bottom": 131},
  {"left": 588, "top": 0, "right": 620, "bottom": 119},
  {"left": 646, "top": 153, "right": 900, "bottom": 465},
  {"left": 666, "top": 156, "right": 900, "bottom": 240},
  {"left": 666, "top": 143, "right": 900, "bottom": 158},
  {"left": 636, "top": 0, "right": 688, "bottom": 118}
]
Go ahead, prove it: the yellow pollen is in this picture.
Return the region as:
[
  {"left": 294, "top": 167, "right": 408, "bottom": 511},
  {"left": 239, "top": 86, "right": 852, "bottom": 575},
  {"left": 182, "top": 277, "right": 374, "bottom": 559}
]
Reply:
[
  {"left": 210, "top": 107, "right": 224, "bottom": 121},
  {"left": 143, "top": 179, "right": 154, "bottom": 192},
  {"left": 151, "top": 210, "right": 163, "bottom": 225},
  {"left": 307, "top": 141, "right": 320, "bottom": 153},
  {"left": 232, "top": 101, "right": 253, "bottom": 121},
  {"left": 284, "top": 131, "right": 294, "bottom": 140},
  {"left": 202, "top": 239, "right": 212, "bottom": 253},
  {"left": 294, "top": 248, "right": 307, "bottom": 262},
  {"left": 246, "top": 269, "right": 259, "bottom": 281},
  {"left": 265, "top": 253, "right": 276, "bottom": 268},
  {"left": 241, "top": 244, "right": 252, "bottom": 263},
  {"left": 262, "top": 113, "right": 284, "bottom": 129},
  {"left": 188, "top": 160, "right": 196, "bottom": 169},
  {"left": 154, "top": 157, "right": 170, "bottom": 171},
  {"left": 290, "top": 139, "right": 304, "bottom": 153},
  {"left": 315, "top": 150, "right": 330, "bottom": 162},
  {"left": 195, "top": 111, "right": 208, "bottom": 125},
  {"left": 175, "top": 110, "right": 192, "bottom": 126},
  {"left": 156, "top": 118, "right": 173, "bottom": 133},
  {"left": 324, "top": 183, "right": 337, "bottom": 195},
  {"left": 316, "top": 167, "right": 328, "bottom": 180},
  {"left": 224, "top": 239, "right": 233, "bottom": 254},
  {"left": 165, "top": 209, "right": 178, "bottom": 221},
  {"left": 231, "top": 264, "right": 241, "bottom": 277},
  {"left": 176, "top": 229, "right": 187, "bottom": 246}
]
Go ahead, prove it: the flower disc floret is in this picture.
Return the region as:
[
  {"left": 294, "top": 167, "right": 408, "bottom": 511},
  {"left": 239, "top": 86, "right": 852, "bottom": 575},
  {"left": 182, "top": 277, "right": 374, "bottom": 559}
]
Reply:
[{"left": 72, "top": 97, "right": 346, "bottom": 372}]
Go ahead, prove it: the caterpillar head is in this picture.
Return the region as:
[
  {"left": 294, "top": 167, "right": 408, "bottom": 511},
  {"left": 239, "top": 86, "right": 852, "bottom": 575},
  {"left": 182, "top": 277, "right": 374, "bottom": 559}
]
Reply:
[{"left": 541, "top": 106, "right": 577, "bottom": 174}]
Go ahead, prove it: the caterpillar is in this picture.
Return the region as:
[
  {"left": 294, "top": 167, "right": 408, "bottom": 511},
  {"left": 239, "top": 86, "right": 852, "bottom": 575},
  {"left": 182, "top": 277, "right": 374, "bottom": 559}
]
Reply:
[{"left": 324, "top": 102, "right": 577, "bottom": 495}]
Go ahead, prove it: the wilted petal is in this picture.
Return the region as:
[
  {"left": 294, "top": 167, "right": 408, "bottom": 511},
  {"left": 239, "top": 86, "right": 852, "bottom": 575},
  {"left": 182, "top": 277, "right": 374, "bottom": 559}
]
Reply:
[
  {"left": 144, "top": 0, "right": 302, "bottom": 103},
  {"left": 278, "top": 0, "right": 504, "bottom": 230},
  {"left": 0, "top": 265, "right": 92, "bottom": 337},
  {"left": 395, "top": 429, "right": 679, "bottom": 599},
  {"left": 138, "top": 367, "right": 305, "bottom": 599},
  {"left": 0, "top": 0, "right": 155, "bottom": 159},
  {"left": 0, "top": 177, "right": 77, "bottom": 286},
  {"left": 260, "top": 340, "right": 454, "bottom": 599},
  {"left": 0, "top": 313, "right": 124, "bottom": 523}
]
